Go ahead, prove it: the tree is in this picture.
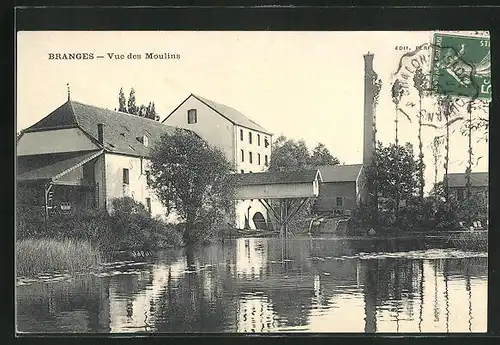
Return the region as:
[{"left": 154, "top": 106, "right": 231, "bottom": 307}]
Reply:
[
  {"left": 138, "top": 104, "right": 147, "bottom": 117},
  {"left": 373, "top": 141, "right": 418, "bottom": 203},
  {"left": 146, "top": 102, "right": 159, "bottom": 120},
  {"left": 413, "top": 68, "right": 428, "bottom": 199},
  {"left": 118, "top": 87, "right": 127, "bottom": 112},
  {"left": 149, "top": 129, "right": 235, "bottom": 244},
  {"left": 391, "top": 79, "right": 405, "bottom": 146},
  {"left": 311, "top": 143, "right": 340, "bottom": 167},
  {"left": 127, "top": 88, "right": 138, "bottom": 115},
  {"left": 268, "top": 135, "right": 312, "bottom": 172}
]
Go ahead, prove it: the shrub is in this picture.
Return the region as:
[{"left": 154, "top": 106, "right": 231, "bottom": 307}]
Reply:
[
  {"left": 16, "top": 238, "right": 101, "bottom": 277},
  {"left": 109, "top": 197, "right": 183, "bottom": 250}
]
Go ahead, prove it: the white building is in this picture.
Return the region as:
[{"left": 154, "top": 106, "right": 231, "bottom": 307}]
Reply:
[
  {"left": 17, "top": 94, "right": 273, "bottom": 230},
  {"left": 163, "top": 94, "right": 273, "bottom": 230},
  {"left": 17, "top": 99, "right": 176, "bottom": 219}
]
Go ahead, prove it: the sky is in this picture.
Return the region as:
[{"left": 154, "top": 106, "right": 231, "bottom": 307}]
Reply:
[{"left": 16, "top": 31, "right": 489, "bottom": 194}]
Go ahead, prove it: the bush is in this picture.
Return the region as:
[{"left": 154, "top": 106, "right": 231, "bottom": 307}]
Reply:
[
  {"left": 16, "top": 197, "right": 184, "bottom": 253},
  {"left": 109, "top": 197, "right": 183, "bottom": 250},
  {"left": 16, "top": 238, "right": 101, "bottom": 277}
]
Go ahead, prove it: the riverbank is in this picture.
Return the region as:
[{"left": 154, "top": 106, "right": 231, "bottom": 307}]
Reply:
[{"left": 16, "top": 238, "right": 102, "bottom": 278}]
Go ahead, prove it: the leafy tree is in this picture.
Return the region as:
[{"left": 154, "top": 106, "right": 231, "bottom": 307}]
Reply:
[
  {"left": 118, "top": 88, "right": 159, "bottom": 120},
  {"left": 391, "top": 79, "right": 405, "bottom": 146},
  {"left": 373, "top": 141, "right": 418, "bottom": 202},
  {"left": 146, "top": 102, "right": 159, "bottom": 120},
  {"left": 311, "top": 143, "right": 340, "bottom": 167},
  {"left": 149, "top": 129, "right": 235, "bottom": 244},
  {"left": 118, "top": 87, "right": 127, "bottom": 112},
  {"left": 269, "top": 135, "right": 311, "bottom": 172},
  {"left": 138, "top": 104, "right": 147, "bottom": 117},
  {"left": 269, "top": 136, "right": 340, "bottom": 172},
  {"left": 127, "top": 88, "right": 138, "bottom": 115},
  {"left": 413, "top": 68, "right": 428, "bottom": 199}
]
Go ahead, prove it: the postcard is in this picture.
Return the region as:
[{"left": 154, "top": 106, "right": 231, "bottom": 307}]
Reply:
[{"left": 16, "top": 30, "right": 489, "bottom": 334}]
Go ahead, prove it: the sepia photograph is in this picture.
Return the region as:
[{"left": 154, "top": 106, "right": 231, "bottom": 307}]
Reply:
[{"left": 15, "top": 30, "right": 489, "bottom": 334}]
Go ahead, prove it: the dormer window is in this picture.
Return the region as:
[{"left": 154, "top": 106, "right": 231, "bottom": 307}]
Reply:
[
  {"left": 187, "top": 109, "right": 197, "bottom": 124},
  {"left": 143, "top": 135, "right": 149, "bottom": 147}
]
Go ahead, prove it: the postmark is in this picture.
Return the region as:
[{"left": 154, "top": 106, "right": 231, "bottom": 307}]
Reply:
[
  {"left": 431, "top": 33, "right": 491, "bottom": 101},
  {"left": 391, "top": 32, "right": 490, "bottom": 128}
]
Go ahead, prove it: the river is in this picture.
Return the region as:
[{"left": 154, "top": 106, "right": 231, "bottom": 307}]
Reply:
[{"left": 16, "top": 236, "right": 488, "bottom": 333}]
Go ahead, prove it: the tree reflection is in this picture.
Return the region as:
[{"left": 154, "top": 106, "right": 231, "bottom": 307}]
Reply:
[{"left": 363, "top": 259, "right": 378, "bottom": 333}]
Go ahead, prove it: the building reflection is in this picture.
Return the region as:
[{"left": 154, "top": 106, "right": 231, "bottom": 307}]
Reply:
[{"left": 16, "top": 238, "right": 488, "bottom": 333}]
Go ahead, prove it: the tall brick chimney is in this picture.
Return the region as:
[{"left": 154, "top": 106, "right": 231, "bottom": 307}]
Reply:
[{"left": 363, "top": 52, "right": 375, "bottom": 167}]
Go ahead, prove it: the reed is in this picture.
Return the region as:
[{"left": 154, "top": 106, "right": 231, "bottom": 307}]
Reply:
[
  {"left": 16, "top": 238, "right": 102, "bottom": 277},
  {"left": 448, "top": 231, "right": 488, "bottom": 252}
]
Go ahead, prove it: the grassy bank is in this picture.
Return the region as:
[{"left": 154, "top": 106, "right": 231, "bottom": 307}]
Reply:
[{"left": 16, "top": 238, "right": 102, "bottom": 278}]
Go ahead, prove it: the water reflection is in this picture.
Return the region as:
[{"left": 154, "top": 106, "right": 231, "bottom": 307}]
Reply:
[{"left": 16, "top": 237, "right": 488, "bottom": 333}]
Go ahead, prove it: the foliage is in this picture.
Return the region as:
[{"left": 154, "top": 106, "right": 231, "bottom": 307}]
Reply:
[
  {"left": 269, "top": 135, "right": 311, "bottom": 171},
  {"left": 149, "top": 129, "right": 235, "bottom": 244},
  {"left": 413, "top": 68, "right": 428, "bottom": 199},
  {"left": 372, "top": 71, "right": 382, "bottom": 107},
  {"left": 127, "top": 88, "right": 138, "bottom": 115},
  {"left": 16, "top": 197, "right": 183, "bottom": 253},
  {"left": 108, "top": 197, "right": 184, "bottom": 250},
  {"left": 311, "top": 143, "right": 340, "bottom": 167},
  {"left": 16, "top": 238, "right": 101, "bottom": 278},
  {"left": 269, "top": 135, "right": 340, "bottom": 171},
  {"left": 391, "top": 79, "right": 405, "bottom": 106},
  {"left": 118, "top": 87, "right": 127, "bottom": 112},
  {"left": 371, "top": 141, "right": 418, "bottom": 202},
  {"left": 119, "top": 87, "right": 159, "bottom": 120}
]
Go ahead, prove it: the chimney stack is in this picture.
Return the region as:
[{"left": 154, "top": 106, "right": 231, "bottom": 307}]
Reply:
[
  {"left": 363, "top": 52, "right": 375, "bottom": 167},
  {"left": 97, "top": 123, "right": 104, "bottom": 144}
]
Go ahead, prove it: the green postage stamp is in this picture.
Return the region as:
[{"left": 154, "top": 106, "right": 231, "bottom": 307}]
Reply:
[{"left": 431, "top": 33, "right": 491, "bottom": 100}]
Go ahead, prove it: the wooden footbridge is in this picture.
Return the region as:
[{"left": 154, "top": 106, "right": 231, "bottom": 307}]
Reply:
[{"left": 233, "top": 169, "right": 323, "bottom": 236}]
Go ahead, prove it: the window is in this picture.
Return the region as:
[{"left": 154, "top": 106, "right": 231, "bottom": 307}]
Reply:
[
  {"left": 336, "top": 197, "right": 343, "bottom": 207},
  {"left": 265, "top": 155, "right": 268, "bottom": 165},
  {"left": 257, "top": 134, "right": 261, "bottom": 146},
  {"left": 143, "top": 135, "right": 149, "bottom": 147},
  {"left": 264, "top": 137, "right": 270, "bottom": 148},
  {"left": 187, "top": 109, "right": 197, "bottom": 124},
  {"left": 258, "top": 153, "right": 261, "bottom": 165},
  {"left": 240, "top": 129, "right": 244, "bottom": 141},
  {"left": 249, "top": 132, "right": 253, "bottom": 144},
  {"left": 241, "top": 169, "right": 244, "bottom": 174},
  {"left": 146, "top": 197, "right": 151, "bottom": 214},
  {"left": 241, "top": 149, "right": 245, "bottom": 162},
  {"left": 249, "top": 152, "right": 253, "bottom": 164},
  {"left": 123, "top": 168, "right": 130, "bottom": 185},
  {"left": 145, "top": 170, "right": 151, "bottom": 186}
]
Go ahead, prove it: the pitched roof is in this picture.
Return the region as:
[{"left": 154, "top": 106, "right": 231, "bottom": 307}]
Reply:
[
  {"left": 234, "top": 169, "right": 322, "bottom": 186},
  {"left": 17, "top": 150, "right": 103, "bottom": 182},
  {"left": 24, "top": 100, "right": 181, "bottom": 157},
  {"left": 165, "top": 94, "right": 272, "bottom": 135},
  {"left": 317, "top": 164, "right": 363, "bottom": 183},
  {"left": 445, "top": 172, "right": 488, "bottom": 188}
]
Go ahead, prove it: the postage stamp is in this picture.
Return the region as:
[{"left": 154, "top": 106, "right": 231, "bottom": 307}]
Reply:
[{"left": 431, "top": 33, "right": 491, "bottom": 100}]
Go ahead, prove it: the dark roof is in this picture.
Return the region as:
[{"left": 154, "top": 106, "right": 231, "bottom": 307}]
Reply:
[
  {"left": 25, "top": 100, "right": 181, "bottom": 157},
  {"left": 234, "top": 169, "right": 322, "bottom": 186},
  {"left": 17, "top": 150, "right": 103, "bottom": 182},
  {"left": 164, "top": 94, "right": 272, "bottom": 135},
  {"left": 317, "top": 164, "right": 363, "bottom": 183},
  {"left": 445, "top": 172, "right": 488, "bottom": 188}
]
